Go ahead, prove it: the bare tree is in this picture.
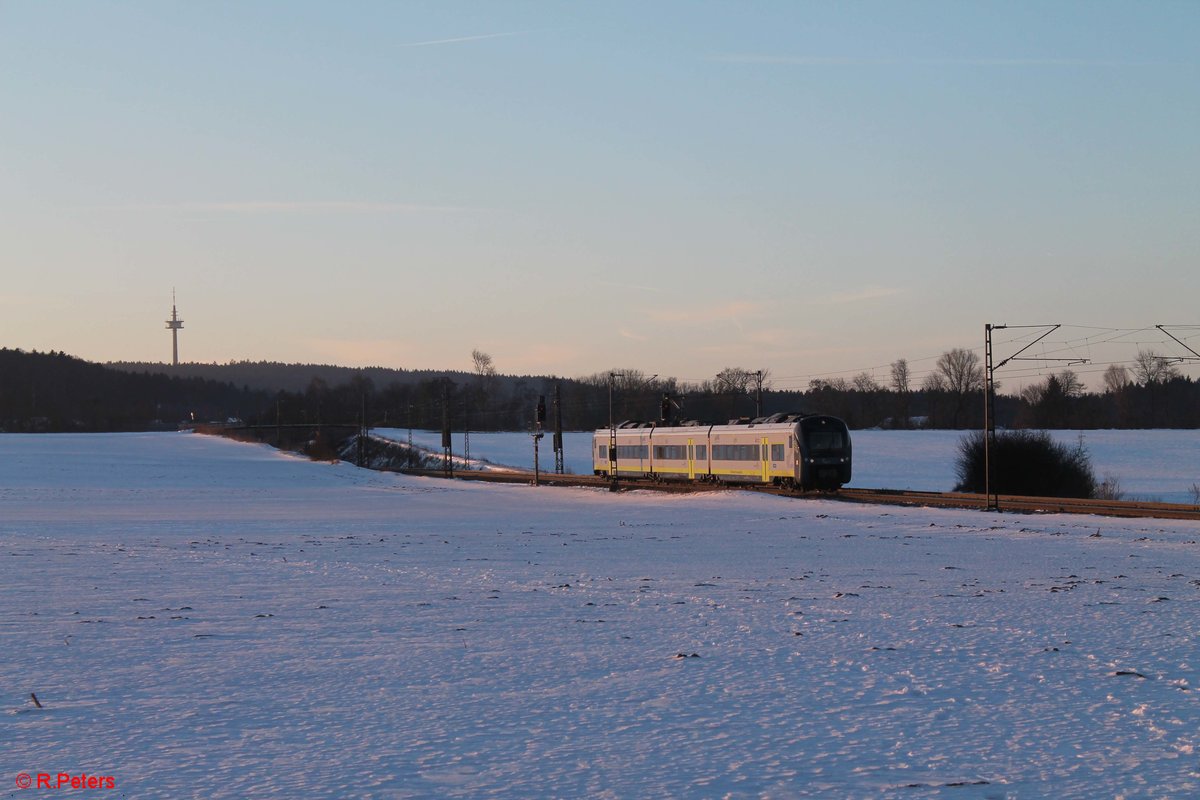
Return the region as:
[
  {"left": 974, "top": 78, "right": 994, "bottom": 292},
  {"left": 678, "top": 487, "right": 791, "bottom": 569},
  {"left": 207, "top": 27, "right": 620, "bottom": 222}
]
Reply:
[
  {"left": 714, "top": 367, "right": 753, "bottom": 395},
  {"left": 889, "top": 358, "right": 912, "bottom": 428},
  {"left": 471, "top": 349, "right": 496, "bottom": 380},
  {"left": 612, "top": 369, "right": 651, "bottom": 392},
  {"left": 890, "top": 359, "right": 910, "bottom": 394},
  {"left": 1102, "top": 364, "right": 1130, "bottom": 394},
  {"left": 1022, "top": 371, "right": 1083, "bottom": 428},
  {"left": 1132, "top": 349, "right": 1180, "bottom": 385},
  {"left": 924, "top": 348, "right": 983, "bottom": 428},
  {"left": 602, "top": 369, "right": 662, "bottom": 423},
  {"left": 1133, "top": 349, "right": 1180, "bottom": 427},
  {"left": 852, "top": 372, "right": 880, "bottom": 392},
  {"left": 1019, "top": 382, "right": 1042, "bottom": 407},
  {"left": 715, "top": 367, "right": 754, "bottom": 418},
  {"left": 1102, "top": 363, "right": 1133, "bottom": 426},
  {"left": 933, "top": 348, "right": 983, "bottom": 395},
  {"left": 1057, "top": 369, "right": 1084, "bottom": 397}
]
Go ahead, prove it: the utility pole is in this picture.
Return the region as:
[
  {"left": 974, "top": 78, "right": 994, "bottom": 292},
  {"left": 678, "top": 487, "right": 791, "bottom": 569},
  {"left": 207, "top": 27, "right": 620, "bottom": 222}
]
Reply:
[
  {"left": 533, "top": 395, "right": 546, "bottom": 486},
  {"left": 606, "top": 372, "right": 656, "bottom": 491},
  {"left": 608, "top": 372, "right": 622, "bottom": 491},
  {"left": 984, "top": 323, "right": 1083, "bottom": 510},
  {"left": 984, "top": 325, "right": 998, "bottom": 511},
  {"left": 406, "top": 402, "right": 414, "bottom": 468},
  {"left": 552, "top": 383, "right": 564, "bottom": 474},
  {"left": 357, "top": 392, "right": 367, "bottom": 467},
  {"left": 441, "top": 385, "right": 452, "bottom": 478},
  {"left": 463, "top": 401, "right": 471, "bottom": 466}
]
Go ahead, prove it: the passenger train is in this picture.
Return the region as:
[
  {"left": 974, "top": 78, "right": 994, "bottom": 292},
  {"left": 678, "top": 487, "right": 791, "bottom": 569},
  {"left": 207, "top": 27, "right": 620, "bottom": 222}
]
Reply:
[{"left": 592, "top": 413, "right": 851, "bottom": 490}]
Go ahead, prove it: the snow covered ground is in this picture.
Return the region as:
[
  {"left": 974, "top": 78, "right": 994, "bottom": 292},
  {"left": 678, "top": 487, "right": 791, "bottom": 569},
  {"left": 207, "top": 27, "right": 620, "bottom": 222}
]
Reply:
[
  {"left": 378, "top": 427, "right": 1200, "bottom": 504},
  {"left": 4, "top": 432, "right": 1200, "bottom": 798}
]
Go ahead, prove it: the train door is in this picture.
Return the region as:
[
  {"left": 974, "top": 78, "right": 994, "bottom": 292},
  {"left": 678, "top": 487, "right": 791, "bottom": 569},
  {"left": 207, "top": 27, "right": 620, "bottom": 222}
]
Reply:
[
  {"left": 687, "top": 438, "right": 696, "bottom": 480},
  {"left": 760, "top": 437, "right": 770, "bottom": 482},
  {"left": 790, "top": 435, "right": 801, "bottom": 485}
]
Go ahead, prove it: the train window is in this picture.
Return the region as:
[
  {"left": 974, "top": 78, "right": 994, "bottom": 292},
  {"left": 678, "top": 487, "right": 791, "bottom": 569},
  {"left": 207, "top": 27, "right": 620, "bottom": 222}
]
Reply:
[
  {"left": 712, "top": 444, "right": 760, "bottom": 461},
  {"left": 598, "top": 445, "right": 607, "bottom": 459},
  {"left": 771, "top": 444, "right": 784, "bottom": 461},
  {"left": 806, "top": 432, "right": 845, "bottom": 453},
  {"left": 696, "top": 445, "right": 707, "bottom": 460},
  {"left": 616, "top": 445, "right": 648, "bottom": 459},
  {"left": 653, "top": 445, "right": 687, "bottom": 460}
]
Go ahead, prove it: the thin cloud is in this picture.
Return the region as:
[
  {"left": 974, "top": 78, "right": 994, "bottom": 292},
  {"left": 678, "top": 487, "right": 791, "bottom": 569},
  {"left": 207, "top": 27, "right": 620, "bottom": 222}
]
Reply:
[
  {"left": 112, "top": 201, "right": 473, "bottom": 214},
  {"left": 819, "top": 285, "right": 903, "bottom": 305},
  {"left": 502, "top": 344, "right": 581, "bottom": 373},
  {"left": 618, "top": 328, "right": 649, "bottom": 342},
  {"left": 398, "top": 31, "right": 531, "bottom": 48},
  {"left": 649, "top": 300, "right": 765, "bottom": 325},
  {"left": 0, "top": 293, "right": 68, "bottom": 310},
  {"left": 593, "top": 279, "right": 666, "bottom": 293},
  {"left": 306, "top": 338, "right": 417, "bottom": 366},
  {"left": 712, "top": 54, "right": 1149, "bottom": 68}
]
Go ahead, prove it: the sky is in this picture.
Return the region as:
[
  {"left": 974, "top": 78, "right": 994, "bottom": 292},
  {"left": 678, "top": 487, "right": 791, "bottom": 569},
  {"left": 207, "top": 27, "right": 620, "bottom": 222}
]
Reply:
[{"left": 2, "top": 1, "right": 1198, "bottom": 392}]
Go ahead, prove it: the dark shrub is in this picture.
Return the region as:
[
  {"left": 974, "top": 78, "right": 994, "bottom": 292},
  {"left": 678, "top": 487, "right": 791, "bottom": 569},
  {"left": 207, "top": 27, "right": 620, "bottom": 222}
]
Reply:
[{"left": 954, "top": 430, "right": 1096, "bottom": 498}]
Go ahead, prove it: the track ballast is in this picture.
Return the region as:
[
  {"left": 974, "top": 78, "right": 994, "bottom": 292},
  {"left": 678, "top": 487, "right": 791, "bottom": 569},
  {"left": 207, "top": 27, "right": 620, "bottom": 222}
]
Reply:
[{"left": 395, "top": 468, "right": 1200, "bottom": 521}]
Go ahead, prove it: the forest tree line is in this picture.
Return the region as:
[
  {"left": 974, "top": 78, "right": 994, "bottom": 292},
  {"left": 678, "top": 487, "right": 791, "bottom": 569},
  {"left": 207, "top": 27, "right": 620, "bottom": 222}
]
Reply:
[
  {"left": 4, "top": 346, "right": 1199, "bottom": 433},
  {"left": 1, "top": 348, "right": 268, "bottom": 432}
]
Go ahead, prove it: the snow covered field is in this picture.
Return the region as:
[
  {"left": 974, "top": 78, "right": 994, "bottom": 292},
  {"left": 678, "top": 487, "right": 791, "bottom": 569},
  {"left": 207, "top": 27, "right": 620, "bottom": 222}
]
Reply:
[
  {"left": 4, "top": 432, "right": 1200, "bottom": 798},
  {"left": 379, "top": 428, "right": 1200, "bottom": 504}
]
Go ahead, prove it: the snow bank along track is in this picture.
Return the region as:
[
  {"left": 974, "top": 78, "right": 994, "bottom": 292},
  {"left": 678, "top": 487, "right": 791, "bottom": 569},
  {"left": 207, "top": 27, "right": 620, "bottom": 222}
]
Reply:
[
  {"left": 397, "top": 467, "right": 1200, "bottom": 521},
  {"left": 202, "top": 427, "right": 1200, "bottom": 522}
]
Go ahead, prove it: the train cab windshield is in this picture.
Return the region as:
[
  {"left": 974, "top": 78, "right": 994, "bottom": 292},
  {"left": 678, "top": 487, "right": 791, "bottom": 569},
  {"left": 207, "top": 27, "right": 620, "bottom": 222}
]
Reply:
[
  {"left": 799, "top": 417, "right": 850, "bottom": 456},
  {"left": 805, "top": 430, "right": 846, "bottom": 454}
]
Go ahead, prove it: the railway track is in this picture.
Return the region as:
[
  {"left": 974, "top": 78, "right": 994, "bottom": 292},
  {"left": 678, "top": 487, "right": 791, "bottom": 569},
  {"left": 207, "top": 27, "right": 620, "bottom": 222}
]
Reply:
[
  {"left": 395, "top": 468, "right": 1200, "bottom": 521},
  {"left": 833, "top": 488, "right": 1200, "bottom": 521}
]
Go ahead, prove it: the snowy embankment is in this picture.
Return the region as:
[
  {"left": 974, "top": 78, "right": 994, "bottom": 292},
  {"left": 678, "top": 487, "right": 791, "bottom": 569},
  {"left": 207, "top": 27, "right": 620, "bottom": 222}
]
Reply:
[
  {"left": 376, "top": 427, "right": 1200, "bottom": 503},
  {"left": 3, "top": 432, "right": 1199, "bottom": 798}
]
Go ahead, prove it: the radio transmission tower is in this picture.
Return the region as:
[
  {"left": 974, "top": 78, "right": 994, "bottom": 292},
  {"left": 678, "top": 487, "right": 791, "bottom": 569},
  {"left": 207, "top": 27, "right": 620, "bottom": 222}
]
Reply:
[{"left": 165, "top": 290, "right": 184, "bottom": 366}]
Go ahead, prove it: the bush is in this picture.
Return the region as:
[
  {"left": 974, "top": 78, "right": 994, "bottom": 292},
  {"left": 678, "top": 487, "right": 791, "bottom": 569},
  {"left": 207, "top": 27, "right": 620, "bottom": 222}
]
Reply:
[
  {"left": 1094, "top": 473, "right": 1124, "bottom": 501},
  {"left": 954, "top": 430, "right": 1096, "bottom": 498}
]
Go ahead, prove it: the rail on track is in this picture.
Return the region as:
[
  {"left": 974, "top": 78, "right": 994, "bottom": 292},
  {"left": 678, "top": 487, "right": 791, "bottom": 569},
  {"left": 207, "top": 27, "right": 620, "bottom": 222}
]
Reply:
[{"left": 392, "top": 467, "right": 1200, "bottom": 522}]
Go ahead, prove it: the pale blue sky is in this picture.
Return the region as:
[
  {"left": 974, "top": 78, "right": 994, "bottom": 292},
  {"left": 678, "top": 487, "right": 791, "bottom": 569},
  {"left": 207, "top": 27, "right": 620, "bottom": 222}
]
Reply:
[{"left": 2, "top": 1, "right": 1197, "bottom": 390}]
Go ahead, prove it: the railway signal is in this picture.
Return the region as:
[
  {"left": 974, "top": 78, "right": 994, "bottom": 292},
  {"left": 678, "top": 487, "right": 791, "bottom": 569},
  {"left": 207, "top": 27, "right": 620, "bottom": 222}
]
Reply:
[
  {"left": 553, "top": 384, "right": 564, "bottom": 474},
  {"left": 532, "top": 395, "right": 546, "bottom": 486}
]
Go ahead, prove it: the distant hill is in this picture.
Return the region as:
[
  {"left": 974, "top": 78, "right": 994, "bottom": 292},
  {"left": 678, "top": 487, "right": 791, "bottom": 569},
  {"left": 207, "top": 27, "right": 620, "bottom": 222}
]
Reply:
[
  {"left": 11, "top": 351, "right": 1194, "bottom": 434},
  {"left": 107, "top": 360, "right": 469, "bottom": 394},
  {"left": 1, "top": 349, "right": 269, "bottom": 432}
]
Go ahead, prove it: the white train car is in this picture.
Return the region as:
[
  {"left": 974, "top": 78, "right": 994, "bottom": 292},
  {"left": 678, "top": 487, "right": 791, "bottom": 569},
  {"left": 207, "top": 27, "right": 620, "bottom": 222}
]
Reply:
[{"left": 593, "top": 413, "right": 851, "bottom": 490}]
